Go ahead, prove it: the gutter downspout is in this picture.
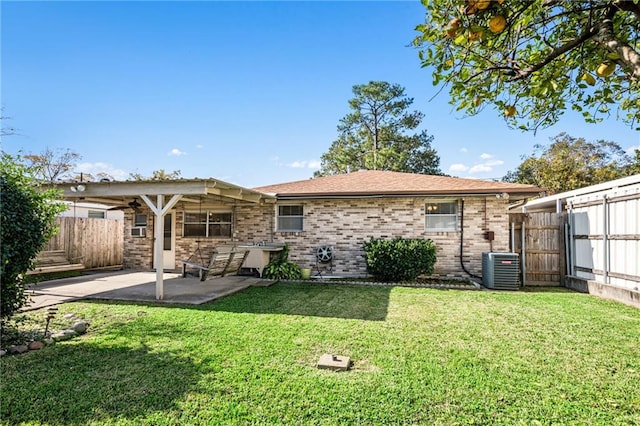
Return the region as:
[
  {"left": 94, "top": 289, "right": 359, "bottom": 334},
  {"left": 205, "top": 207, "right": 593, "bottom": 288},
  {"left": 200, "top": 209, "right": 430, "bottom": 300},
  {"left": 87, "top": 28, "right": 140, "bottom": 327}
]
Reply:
[{"left": 460, "top": 199, "right": 482, "bottom": 280}]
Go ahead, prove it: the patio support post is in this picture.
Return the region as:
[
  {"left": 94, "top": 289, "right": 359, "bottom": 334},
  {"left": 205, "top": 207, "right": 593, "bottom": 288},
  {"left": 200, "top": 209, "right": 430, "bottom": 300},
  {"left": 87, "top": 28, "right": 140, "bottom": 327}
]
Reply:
[
  {"left": 140, "top": 194, "right": 183, "bottom": 300},
  {"left": 155, "top": 195, "right": 164, "bottom": 299}
]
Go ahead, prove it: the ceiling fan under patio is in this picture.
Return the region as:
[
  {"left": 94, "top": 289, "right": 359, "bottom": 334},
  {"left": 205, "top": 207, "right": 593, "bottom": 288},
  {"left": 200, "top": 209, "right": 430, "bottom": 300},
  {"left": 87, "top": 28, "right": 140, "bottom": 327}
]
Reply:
[
  {"left": 128, "top": 198, "right": 142, "bottom": 211},
  {"left": 109, "top": 197, "right": 142, "bottom": 212}
]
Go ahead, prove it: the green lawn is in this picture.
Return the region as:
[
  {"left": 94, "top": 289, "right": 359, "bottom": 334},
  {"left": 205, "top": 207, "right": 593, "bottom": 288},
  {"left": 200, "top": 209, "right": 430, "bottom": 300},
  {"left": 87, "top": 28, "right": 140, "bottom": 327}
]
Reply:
[{"left": 2, "top": 283, "right": 639, "bottom": 425}]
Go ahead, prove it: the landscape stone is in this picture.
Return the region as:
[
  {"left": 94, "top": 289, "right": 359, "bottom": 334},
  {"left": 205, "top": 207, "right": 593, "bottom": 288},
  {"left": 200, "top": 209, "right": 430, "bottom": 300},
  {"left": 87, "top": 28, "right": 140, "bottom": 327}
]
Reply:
[
  {"left": 317, "top": 353, "right": 351, "bottom": 371},
  {"left": 63, "top": 313, "right": 76, "bottom": 319},
  {"left": 72, "top": 321, "right": 89, "bottom": 334},
  {"left": 8, "top": 345, "right": 29, "bottom": 354},
  {"left": 43, "top": 338, "right": 54, "bottom": 345},
  {"left": 0, "top": 349, "right": 6, "bottom": 357},
  {"left": 28, "top": 341, "right": 44, "bottom": 350},
  {"left": 52, "top": 330, "right": 76, "bottom": 341}
]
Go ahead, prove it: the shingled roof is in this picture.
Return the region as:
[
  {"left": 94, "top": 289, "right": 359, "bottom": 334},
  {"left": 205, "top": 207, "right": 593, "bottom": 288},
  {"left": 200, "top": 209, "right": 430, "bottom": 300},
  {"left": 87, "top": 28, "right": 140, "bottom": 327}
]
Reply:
[{"left": 254, "top": 170, "right": 541, "bottom": 198}]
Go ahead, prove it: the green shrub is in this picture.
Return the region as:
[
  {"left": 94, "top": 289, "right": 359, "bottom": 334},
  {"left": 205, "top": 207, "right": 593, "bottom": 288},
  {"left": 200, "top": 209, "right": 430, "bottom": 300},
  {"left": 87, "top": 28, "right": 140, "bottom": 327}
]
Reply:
[
  {"left": 262, "top": 244, "right": 302, "bottom": 280},
  {"left": 363, "top": 237, "right": 436, "bottom": 282},
  {"left": 1, "top": 153, "right": 64, "bottom": 325}
]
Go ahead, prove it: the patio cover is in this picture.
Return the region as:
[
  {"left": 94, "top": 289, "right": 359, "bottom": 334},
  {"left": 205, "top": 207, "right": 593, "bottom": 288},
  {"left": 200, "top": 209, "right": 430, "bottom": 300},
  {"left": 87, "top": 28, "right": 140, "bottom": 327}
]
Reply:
[{"left": 50, "top": 179, "right": 275, "bottom": 300}]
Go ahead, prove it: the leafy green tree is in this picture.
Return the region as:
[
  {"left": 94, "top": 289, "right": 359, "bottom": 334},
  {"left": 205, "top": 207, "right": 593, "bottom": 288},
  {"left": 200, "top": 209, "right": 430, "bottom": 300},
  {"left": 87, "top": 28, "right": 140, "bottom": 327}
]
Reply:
[
  {"left": 413, "top": 1, "right": 640, "bottom": 131},
  {"left": 625, "top": 148, "right": 640, "bottom": 175},
  {"left": 502, "top": 133, "right": 634, "bottom": 193},
  {"left": 316, "top": 81, "right": 441, "bottom": 176},
  {"left": 129, "top": 169, "right": 182, "bottom": 181},
  {"left": 1, "top": 153, "right": 65, "bottom": 323}
]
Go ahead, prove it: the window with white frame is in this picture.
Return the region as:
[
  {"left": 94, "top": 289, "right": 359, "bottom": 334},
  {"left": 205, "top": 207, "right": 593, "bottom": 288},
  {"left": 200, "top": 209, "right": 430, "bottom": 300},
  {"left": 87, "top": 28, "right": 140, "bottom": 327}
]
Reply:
[
  {"left": 183, "top": 211, "right": 232, "bottom": 237},
  {"left": 134, "top": 214, "right": 148, "bottom": 227},
  {"left": 425, "top": 200, "right": 458, "bottom": 231},
  {"left": 88, "top": 210, "right": 105, "bottom": 219},
  {"left": 277, "top": 205, "right": 303, "bottom": 232}
]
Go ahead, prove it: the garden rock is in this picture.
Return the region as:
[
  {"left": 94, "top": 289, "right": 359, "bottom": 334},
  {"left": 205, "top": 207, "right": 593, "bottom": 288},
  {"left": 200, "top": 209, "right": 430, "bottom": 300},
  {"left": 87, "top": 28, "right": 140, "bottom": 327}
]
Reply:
[
  {"left": 72, "top": 321, "right": 89, "bottom": 334},
  {"left": 8, "top": 345, "right": 29, "bottom": 354},
  {"left": 43, "top": 338, "right": 54, "bottom": 345},
  {"left": 28, "top": 341, "right": 44, "bottom": 350},
  {"left": 52, "top": 330, "right": 76, "bottom": 341},
  {"left": 63, "top": 313, "right": 76, "bottom": 319},
  {"left": 0, "top": 349, "right": 6, "bottom": 357}
]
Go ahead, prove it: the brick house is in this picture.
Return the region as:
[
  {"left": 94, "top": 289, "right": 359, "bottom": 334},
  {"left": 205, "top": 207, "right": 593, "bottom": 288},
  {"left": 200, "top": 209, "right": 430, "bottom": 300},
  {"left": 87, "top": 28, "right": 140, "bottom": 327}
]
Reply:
[
  {"left": 99, "top": 170, "right": 539, "bottom": 279},
  {"left": 252, "top": 170, "right": 540, "bottom": 277}
]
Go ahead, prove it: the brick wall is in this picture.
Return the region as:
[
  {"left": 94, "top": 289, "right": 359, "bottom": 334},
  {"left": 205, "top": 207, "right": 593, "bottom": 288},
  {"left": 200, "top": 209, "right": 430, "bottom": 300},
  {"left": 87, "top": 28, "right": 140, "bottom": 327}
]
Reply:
[
  {"left": 237, "top": 196, "right": 510, "bottom": 278},
  {"left": 124, "top": 196, "right": 511, "bottom": 277},
  {"left": 123, "top": 209, "right": 153, "bottom": 269}
]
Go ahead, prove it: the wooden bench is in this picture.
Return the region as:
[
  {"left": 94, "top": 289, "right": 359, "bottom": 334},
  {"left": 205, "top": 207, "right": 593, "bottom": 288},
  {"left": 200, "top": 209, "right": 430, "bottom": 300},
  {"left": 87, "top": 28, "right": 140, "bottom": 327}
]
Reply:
[
  {"left": 182, "top": 249, "right": 249, "bottom": 281},
  {"left": 27, "top": 250, "right": 85, "bottom": 275}
]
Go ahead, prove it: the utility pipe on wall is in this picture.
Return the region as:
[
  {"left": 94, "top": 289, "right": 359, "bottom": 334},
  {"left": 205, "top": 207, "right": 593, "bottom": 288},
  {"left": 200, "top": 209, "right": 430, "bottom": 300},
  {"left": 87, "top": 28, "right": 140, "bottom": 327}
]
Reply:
[{"left": 459, "top": 199, "right": 482, "bottom": 280}]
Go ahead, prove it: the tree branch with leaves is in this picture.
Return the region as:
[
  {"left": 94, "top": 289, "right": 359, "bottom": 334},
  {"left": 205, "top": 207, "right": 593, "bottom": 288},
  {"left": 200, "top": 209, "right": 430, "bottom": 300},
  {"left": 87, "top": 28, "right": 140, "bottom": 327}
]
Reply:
[
  {"left": 414, "top": 0, "right": 640, "bottom": 131},
  {"left": 502, "top": 132, "right": 636, "bottom": 193}
]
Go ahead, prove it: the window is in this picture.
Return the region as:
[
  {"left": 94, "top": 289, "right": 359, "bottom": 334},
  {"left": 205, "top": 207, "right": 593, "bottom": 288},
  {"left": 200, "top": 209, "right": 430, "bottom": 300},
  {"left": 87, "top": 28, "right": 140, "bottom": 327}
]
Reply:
[
  {"left": 88, "top": 210, "right": 105, "bottom": 219},
  {"left": 183, "top": 211, "right": 232, "bottom": 237},
  {"left": 208, "top": 212, "right": 232, "bottom": 237},
  {"left": 131, "top": 213, "right": 148, "bottom": 237},
  {"left": 134, "top": 214, "right": 148, "bottom": 227},
  {"left": 277, "top": 205, "right": 303, "bottom": 231},
  {"left": 425, "top": 201, "right": 458, "bottom": 231}
]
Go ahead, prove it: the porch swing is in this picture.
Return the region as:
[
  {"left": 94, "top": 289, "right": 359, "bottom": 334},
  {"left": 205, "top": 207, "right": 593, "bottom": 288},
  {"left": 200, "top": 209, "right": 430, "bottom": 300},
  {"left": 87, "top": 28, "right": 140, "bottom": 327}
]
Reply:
[{"left": 180, "top": 197, "right": 249, "bottom": 281}]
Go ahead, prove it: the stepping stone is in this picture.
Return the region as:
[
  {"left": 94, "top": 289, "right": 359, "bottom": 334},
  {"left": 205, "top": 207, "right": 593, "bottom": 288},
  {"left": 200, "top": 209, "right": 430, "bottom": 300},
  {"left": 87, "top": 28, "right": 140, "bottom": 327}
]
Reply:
[{"left": 317, "top": 353, "right": 351, "bottom": 371}]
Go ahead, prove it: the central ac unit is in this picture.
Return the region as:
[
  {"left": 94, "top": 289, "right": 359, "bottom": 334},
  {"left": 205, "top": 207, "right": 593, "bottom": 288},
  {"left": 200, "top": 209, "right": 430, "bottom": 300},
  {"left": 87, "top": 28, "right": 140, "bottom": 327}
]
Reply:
[{"left": 482, "top": 252, "right": 520, "bottom": 290}]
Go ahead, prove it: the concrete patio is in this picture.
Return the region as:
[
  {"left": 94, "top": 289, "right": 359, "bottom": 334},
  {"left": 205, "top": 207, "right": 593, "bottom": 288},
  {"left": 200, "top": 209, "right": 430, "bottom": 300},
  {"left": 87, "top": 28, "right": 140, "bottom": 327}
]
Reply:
[{"left": 24, "top": 271, "right": 276, "bottom": 311}]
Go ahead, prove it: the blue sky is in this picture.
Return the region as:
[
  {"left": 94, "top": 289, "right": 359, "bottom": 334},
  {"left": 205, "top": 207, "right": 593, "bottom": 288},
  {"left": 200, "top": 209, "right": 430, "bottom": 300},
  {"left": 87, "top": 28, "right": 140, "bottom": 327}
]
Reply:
[{"left": 2, "top": 1, "right": 638, "bottom": 188}]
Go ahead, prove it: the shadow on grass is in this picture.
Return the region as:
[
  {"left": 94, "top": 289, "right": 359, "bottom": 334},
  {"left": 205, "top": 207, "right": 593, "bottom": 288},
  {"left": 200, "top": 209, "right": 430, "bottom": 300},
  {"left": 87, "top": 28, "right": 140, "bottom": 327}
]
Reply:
[
  {"left": 51, "top": 281, "right": 393, "bottom": 321},
  {"left": 203, "top": 281, "right": 391, "bottom": 321},
  {"left": 1, "top": 340, "right": 198, "bottom": 425},
  {"left": 519, "top": 286, "right": 576, "bottom": 293}
]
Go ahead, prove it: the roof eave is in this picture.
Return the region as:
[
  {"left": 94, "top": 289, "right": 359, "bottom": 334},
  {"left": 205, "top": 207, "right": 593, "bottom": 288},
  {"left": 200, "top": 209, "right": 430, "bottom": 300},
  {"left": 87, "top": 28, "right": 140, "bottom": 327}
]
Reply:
[{"left": 274, "top": 189, "right": 541, "bottom": 199}]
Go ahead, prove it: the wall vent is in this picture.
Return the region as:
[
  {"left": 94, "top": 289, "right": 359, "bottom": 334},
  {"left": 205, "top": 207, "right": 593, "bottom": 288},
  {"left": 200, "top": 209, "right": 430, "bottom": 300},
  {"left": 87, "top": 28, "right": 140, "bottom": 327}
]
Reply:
[{"left": 482, "top": 252, "right": 520, "bottom": 290}]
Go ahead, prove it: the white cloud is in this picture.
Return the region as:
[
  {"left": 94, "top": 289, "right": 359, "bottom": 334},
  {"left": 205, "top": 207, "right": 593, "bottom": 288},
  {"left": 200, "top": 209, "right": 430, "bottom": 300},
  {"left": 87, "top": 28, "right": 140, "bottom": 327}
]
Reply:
[
  {"left": 449, "top": 163, "right": 469, "bottom": 173},
  {"left": 195, "top": 144, "right": 204, "bottom": 149},
  {"left": 76, "top": 162, "right": 129, "bottom": 181},
  {"left": 459, "top": 147, "right": 468, "bottom": 153},
  {"left": 469, "top": 164, "right": 493, "bottom": 173},
  {"left": 626, "top": 145, "right": 639, "bottom": 154},
  {"left": 288, "top": 161, "right": 306, "bottom": 169},
  {"left": 457, "top": 154, "right": 505, "bottom": 174},
  {"left": 287, "top": 160, "right": 321, "bottom": 169},
  {"left": 168, "top": 148, "right": 186, "bottom": 156}
]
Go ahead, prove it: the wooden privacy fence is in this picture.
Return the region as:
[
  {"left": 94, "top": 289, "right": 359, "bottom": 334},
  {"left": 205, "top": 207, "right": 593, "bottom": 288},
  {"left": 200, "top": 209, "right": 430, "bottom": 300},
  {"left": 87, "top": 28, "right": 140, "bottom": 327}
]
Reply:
[
  {"left": 510, "top": 212, "right": 564, "bottom": 286},
  {"left": 44, "top": 217, "right": 124, "bottom": 269}
]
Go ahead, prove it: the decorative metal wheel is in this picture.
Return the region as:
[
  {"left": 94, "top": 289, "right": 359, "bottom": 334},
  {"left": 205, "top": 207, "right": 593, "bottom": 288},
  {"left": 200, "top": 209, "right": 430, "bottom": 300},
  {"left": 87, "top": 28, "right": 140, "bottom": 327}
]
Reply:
[{"left": 316, "top": 245, "right": 333, "bottom": 263}]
